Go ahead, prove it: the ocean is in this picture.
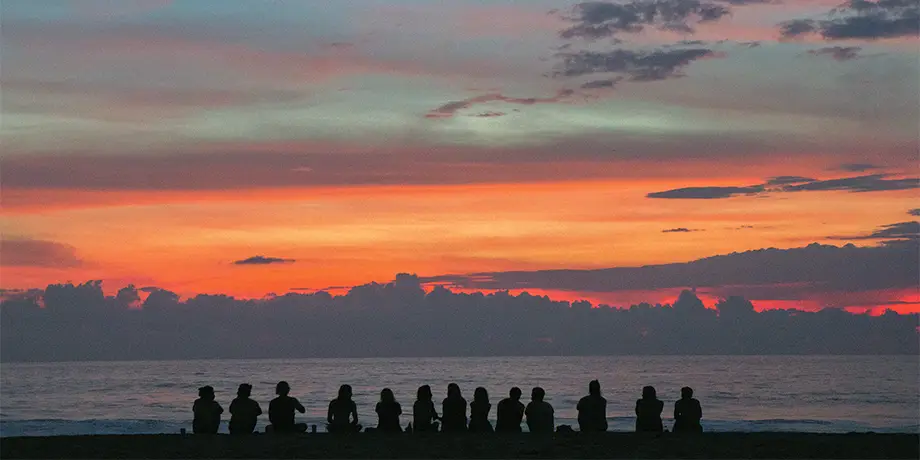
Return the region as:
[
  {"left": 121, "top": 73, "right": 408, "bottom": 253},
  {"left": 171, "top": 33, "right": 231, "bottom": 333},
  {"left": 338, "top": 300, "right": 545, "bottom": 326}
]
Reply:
[{"left": 1, "top": 356, "right": 917, "bottom": 437}]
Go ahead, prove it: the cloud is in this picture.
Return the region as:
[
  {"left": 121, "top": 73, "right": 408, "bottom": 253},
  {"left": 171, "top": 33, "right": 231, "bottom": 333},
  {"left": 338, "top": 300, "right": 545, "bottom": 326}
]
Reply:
[
  {"left": 580, "top": 77, "right": 622, "bottom": 89},
  {"left": 470, "top": 111, "right": 506, "bottom": 118},
  {"left": 647, "top": 185, "right": 765, "bottom": 199},
  {"left": 807, "top": 46, "right": 863, "bottom": 61},
  {"left": 425, "top": 89, "right": 574, "bottom": 119},
  {"left": 648, "top": 174, "right": 918, "bottom": 198},
  {"left": 829, "top": 221, "right": 919, "bottom": 241},
  {"left": 0, "top": 238, "right": 82, "bottom": 268},
  {"left": 779, "top": 0, "right": 920, "bottom": 40},
  {"left": 559, "top": 0, "right": 735, "bottom": 40},
  {"left": 233, "top": 256, "right": 296, "bottom": 265},
  {"left": 555, "top": 47, "right": 720, "bottom": 81},
  {"left": 837, "top": 163, "right": 882, "bottom": 172},
  {"left": 908, "top": 209, "right": 920, "bottom": 216},
  {"left": 662, "top": 227, "right": 703, "bottom": 232}
]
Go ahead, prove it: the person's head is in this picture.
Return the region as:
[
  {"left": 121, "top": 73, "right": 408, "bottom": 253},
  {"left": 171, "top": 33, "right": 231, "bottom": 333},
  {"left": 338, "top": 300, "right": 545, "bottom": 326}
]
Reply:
[
  {"left": 417, "top": 385, "right": 432, "bottom": 401},
  {"left": 381, "top": 388, "right": 395, "bottom": 403},
  {"left": 237, "top": 383, "right": 252, "bottom": 398},
  {"left": 447, "top": 383, "right": 461, "bottom": 399},
  {"left": 276, "top": 381, "right": 290, "bottom": 396},
  {"left": 198, "top": 385, "right": 214, "bottom": 400},
  {"left": 531, "top": 387, "right": 545, "bottom": 402},
  {"left": 642, "top": 385, "right": 657, "bottom": 400},
  {"left": 338, "top": 384, "right": 353, "bottom": 400},
  {"left": 681, "top": 386, "right": 693, "bottom": 399},
  {"left": 589, "top": 380, "right": 601, "bottom": 397},
  {"left": 473, "top": 387, "right": 488, "bottom": 403},
  {"left": 510, "top": 387, "right": 522, "bottom": 401}
]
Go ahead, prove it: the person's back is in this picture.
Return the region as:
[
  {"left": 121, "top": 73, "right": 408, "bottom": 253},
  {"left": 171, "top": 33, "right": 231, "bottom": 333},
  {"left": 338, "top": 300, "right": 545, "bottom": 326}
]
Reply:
[
  {"left": 192, "top": 386, "right": 223, "bottom": 434},
  {"left": 635, "top": 386, "right": 664, "bottom": 432},
  {"left": 268, "top": 381, "right": 306, "bottom": 433},
  {"left": 524, "top": 387, "right": 554, "bottom": 434},
  {"left": 468, "top": 387, "right": 493, "bottom": 433},
  {"left": 376, "top": 388, "right": 402, "bottom": 432},
  {"left": 577, "top": 380, "right": 608, "bottom": 432},
  {"left": 328, "top": 384, "right": 361, "bottom": 433},
  {"left": 229, "top": 384, "right": 262, "bottom": 435},
  {"left": 413, "top": 385, "right": 440, "bottom": 432},
  {"left": 673, "top": 387, "right": 702, "bottom": 433},
  {"left": 441, "top": 383, "right": 467, "bottom": 432},
  {"left": 496, "top": 387, "right": 525, "bottom": 433}
]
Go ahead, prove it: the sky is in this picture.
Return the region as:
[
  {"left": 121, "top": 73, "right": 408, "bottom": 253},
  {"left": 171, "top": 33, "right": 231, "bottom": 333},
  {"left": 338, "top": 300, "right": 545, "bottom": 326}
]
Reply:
[{"left": 1, "top": 0, "right": 918, "bottom": 313}]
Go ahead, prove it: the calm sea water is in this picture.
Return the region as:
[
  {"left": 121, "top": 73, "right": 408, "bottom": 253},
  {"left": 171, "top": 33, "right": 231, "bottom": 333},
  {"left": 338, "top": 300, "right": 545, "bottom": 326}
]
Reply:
[{"left": 1, "top": 356, "right": 917, "bottom": 437}]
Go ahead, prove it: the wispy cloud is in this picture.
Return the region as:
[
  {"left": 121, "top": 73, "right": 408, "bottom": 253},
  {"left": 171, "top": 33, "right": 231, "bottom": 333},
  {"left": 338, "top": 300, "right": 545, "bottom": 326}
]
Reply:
[{"left": 233, "top": 256, "right": 296, "bottom": 265}]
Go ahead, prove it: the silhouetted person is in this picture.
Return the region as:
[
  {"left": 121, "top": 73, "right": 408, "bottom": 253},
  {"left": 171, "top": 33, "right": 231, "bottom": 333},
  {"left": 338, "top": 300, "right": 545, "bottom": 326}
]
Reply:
[
  {"left": 525, "top": 387, "right": 554, "bottom": 434},
  {"left": 375, "top": 388, "right": 402, "bottom": 432},
  {"left": 413, "top": 385, "right": 440, "bottom": 432},
  {"left": 468, "top": 387, "right": 494, "bottom": 433},
  {"left": 635, "top": 385, "right": 664, "bottom": 432},
  {"left": 496, "top": 387, "right": 525, "bottom": 433},
  {"left": 577, "top": 379, "right": 608, "bottom": 432},
  {"left": 268, "top": 381, "right": 307, "bottom": 434},
  {"left": 441, "top": 383, "right": 468, "bottom": 432},
  {"left": 192, "top": 385, "right": 223, "bottom": 434},
  {"left": 229, "top": 383, "right": 262, "bottom": 435},
  {"left": 673, "top": 386, "right": 703, "bottom": 433},
  {"left": 328, "top": 384, "right": 361, "bottom": 433}
]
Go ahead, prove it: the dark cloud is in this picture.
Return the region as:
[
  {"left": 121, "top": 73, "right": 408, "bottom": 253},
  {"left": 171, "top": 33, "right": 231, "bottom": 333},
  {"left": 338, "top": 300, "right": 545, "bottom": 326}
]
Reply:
[
  {"left": 559, "top": 0, "right": 734, "bottom": 40},
  {"left": 581, "top": 77, "right": 622, "bottom": 88},
  {"left": 470, "top": 111, "right": 506, "bottom": 118},
  {"left": 425, "top": 90, "right": 574, "bottom": 119},
  {"left": 647, "top": 185, "right": 764, "bottom": 199},
  {"left": 829, "top": 221, "right": 919, "bottom": 241},
  {"left": 765, "top": 176, "right": 816, "bottom": 186},
  {"left": 556, "top": 48, "right": 719, "bottom": 81},
  {"left": 838, "top": 162, "right": 882, "bottom": 172},
  {"left": 421, "top": 241, "right": 919, "bottom": 294},
  {"left": 648, "top": 174, "right": 918, "bottom": 199},
  {"left": 0, "top": 238, "right": 82, "bottom": 268},
  {"left": 807, "top": 46, "right": 863, "bottom": 61},
  {"left": 779, "top": 0, "right": 919, "bottom": 39},
  {"left": 908, "top": 209, "right": 920, "bottom": 216},
  {"left": 233, "top": 256, "right": 296, "bottom": 265},
  {"left": 662, "top": 227, "right": 703, "bottom": 232}
]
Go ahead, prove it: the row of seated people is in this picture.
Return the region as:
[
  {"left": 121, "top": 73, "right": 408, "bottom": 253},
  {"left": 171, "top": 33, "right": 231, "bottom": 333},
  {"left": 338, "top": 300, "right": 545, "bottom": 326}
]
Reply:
[{"left": 192, "top": 380, "right": 702, "bottom": 435}]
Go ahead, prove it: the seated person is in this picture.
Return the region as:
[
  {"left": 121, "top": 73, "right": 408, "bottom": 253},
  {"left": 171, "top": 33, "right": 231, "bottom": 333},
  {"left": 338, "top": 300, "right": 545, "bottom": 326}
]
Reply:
[
  {"left": 412, "top": 385, "right": 440, "bottom": 432},
  {"left": 375, "top": 388, "right": 402, "bottom": 432},
  {"left": 495, "top": 387, "right": 525, "bottom": 433},
  {"left": 229, "top": 383, "right": 262, "bottom": 435},
  {"left": 635, "top": 385, "right": 664, "bottom": 432},
  {"left": 268, "top": 381, "right": 307, "bottom": 434},
  {"left": 673, "top": 386, "right": 703, "bottom": 433},
  {"left": 577, "top": 380, "right": 608, "bottom": 432},
  {"left": 192, "top": 385, "right": 223, "bottom": 434},
  {"left": 524, "top": 387, "right": 554, "bottom": 434},
  {"left": 441, "top": 383, "right": 468, "bottom": 432},
  {"left": 468, "top": 387, "right": 493, "bottom": 433},
  {"left": 328, "top": 384, "right": 361, "bottom": 433}
]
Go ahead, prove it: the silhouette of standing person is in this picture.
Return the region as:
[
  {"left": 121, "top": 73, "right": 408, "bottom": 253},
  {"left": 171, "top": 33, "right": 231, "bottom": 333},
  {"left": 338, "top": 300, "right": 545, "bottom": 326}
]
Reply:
[
  {"left": 229, "top": 383, "right": 262, "bottom": 435},
  {"left": 524, "top": 387, "right": 554, "bottom": 434},
  {"left": 635, "top": 385, "right": 664, "bottom": 432},
  {"left": 268, "top": 381, "right": 307, "bottom": 434},
  {"left": 413, "top": 385, "right": 440, "bottom": 432},
  {"left": 441, "top": 383, "right": 468, "bottom": 432},
  {"left": 328, "top": 384, "right": 361, "bottom": 433},
  {"left": 192, "top": 385, "right": 223, "bottom": 434},
  {"left": 468, "top": 387, "right": 494, "bottom": 433},
  {"left": 577, "top": 380, "right": 608, "bottom": 432},
  {"left": 375, "top": 388, "right": 402, "bottom": 432},
  {"left": 496, "top": 387, "right": 525, "bottom": 433},
  {"left": 673, "top": 386, "right": 703, "bottom": 433}
]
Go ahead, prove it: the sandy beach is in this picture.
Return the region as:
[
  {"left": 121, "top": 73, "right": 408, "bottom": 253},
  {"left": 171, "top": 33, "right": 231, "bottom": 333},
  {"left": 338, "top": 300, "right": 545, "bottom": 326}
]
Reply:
[{"left": 2, "top": 432, "right": 917, "bottom": 459}]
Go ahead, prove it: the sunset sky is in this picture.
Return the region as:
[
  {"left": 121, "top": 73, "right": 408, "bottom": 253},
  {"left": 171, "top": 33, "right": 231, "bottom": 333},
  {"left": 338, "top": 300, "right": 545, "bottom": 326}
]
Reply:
[{"left": 2, "top": 0, "right": 917, "bottom": 312}]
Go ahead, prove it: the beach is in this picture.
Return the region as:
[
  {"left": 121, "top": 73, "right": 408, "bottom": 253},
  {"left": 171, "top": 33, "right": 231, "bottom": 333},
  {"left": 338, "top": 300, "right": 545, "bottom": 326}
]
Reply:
[{"left": 2, "top": 432, "right": 917, "bottom": 459}]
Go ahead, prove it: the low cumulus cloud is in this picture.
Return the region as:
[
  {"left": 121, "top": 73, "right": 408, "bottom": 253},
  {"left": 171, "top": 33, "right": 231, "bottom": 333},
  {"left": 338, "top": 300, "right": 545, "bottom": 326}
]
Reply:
[
  {"left": 233, "top": 256, "right": 296, "bottom": 265},
  {"left": 806, "top": 46, "right": 863, "bottom": 61},
  {"left": 555, "top": 48, "right": 720, "bottom": 81},
  {"left": 559, "top": 0, "right": 737, "bottom": 40},
  {"left": 837, "top": 163, "right": 882, "bottom": 172},
  {"left": 908, "top": 209, "right": 920, "bottom": 216},
  {"left": 779, "top": 0, "right": 919, "bottom": 40},
  {"left": 662, "top": 227, "right": 703, "bottom": 233},
  {"left": 0, "top": 237, "right": 82, "bottom": 268},
  {"left": 425, "top": 90, "right": 574, "bottom": 119},
  {"left": 829, "top": 221, "right": 919, "bottom": 241},
  {"left": 648, "top": 174, "right": 918, "bottom": 199}
]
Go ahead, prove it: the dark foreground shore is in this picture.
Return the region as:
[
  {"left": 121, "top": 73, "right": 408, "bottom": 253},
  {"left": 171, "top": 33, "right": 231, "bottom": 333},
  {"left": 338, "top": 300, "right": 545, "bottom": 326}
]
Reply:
[{"left": 2, "top": 432, "right": 918, "bottom": 459}]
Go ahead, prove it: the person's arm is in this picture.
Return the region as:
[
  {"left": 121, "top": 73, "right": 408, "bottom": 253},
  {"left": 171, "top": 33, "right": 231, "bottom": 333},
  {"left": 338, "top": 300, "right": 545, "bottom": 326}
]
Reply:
[
  {"left": 673, "top": 401, "right": 680, "bottom": 420},
  {"left": 295, "top": 399, "right": 305, "bottom": 413},
  {"left": 255, "top": 402, "right": 263, "bottom": 416},
  {"left": 396, "top": 403, "right": 402, "bottom": 416},
  {"left": 216, "top": 402, "right": 224, "bottom": 414},
  {"left": 350, "top": 401, "right": 359, "bottom": 425},
  {"left": 431, "top": 402, "right": 440, "bottom": 420},
  {"left": 635, "top": 400, "right": 641, "bottom": 416},
  {"left": 327, "top": 402, "right": 335, "bottom": 424}
]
